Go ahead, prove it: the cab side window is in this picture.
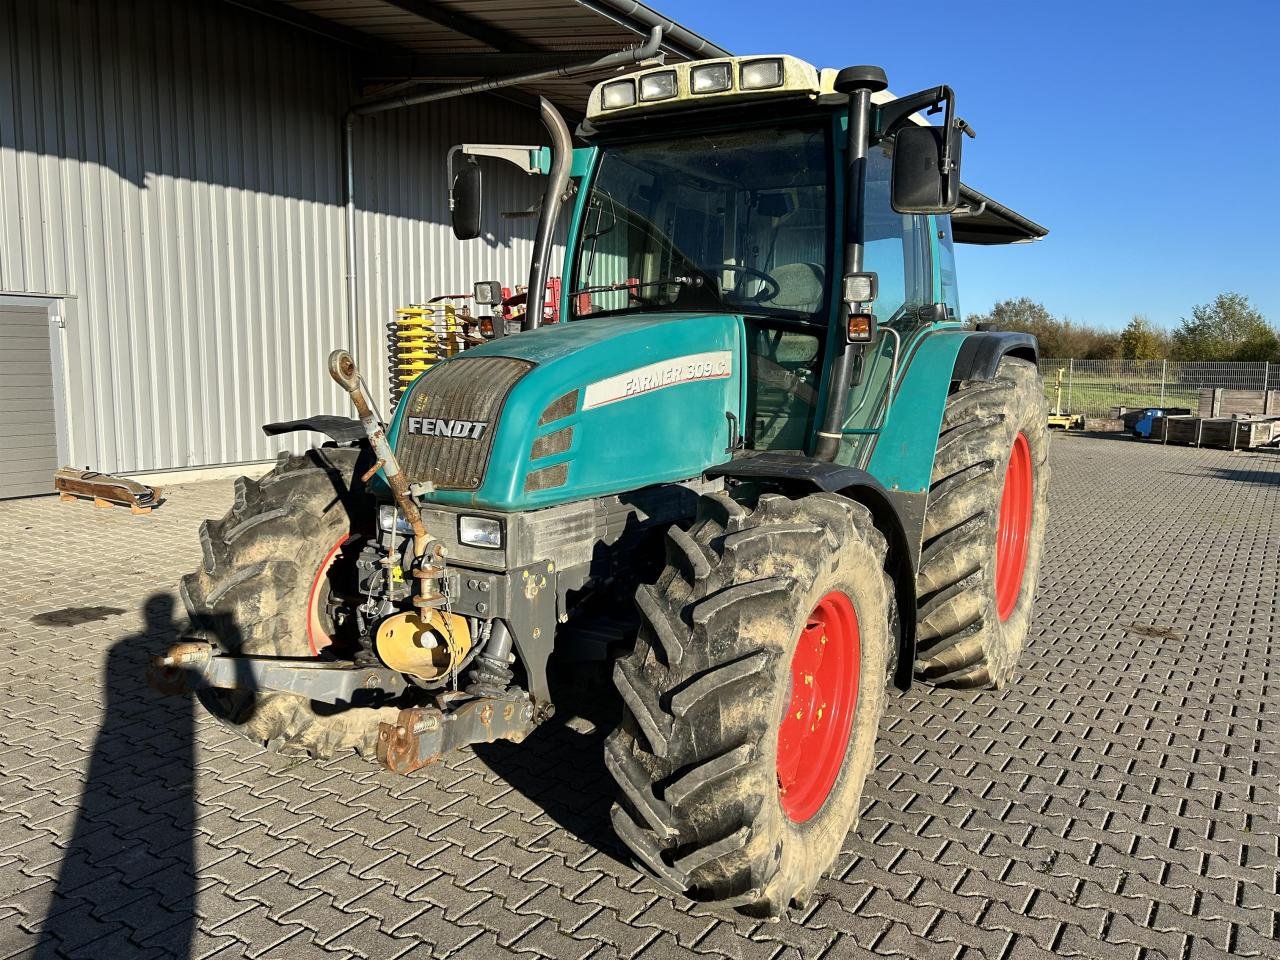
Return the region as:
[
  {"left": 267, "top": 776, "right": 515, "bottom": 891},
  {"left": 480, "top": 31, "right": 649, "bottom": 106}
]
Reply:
[
  {"left": 862, "top": 144, "right": 931, "bottom": 327},
  {"left": 935, "top": 214, "right": 961, "bottom": 318}
]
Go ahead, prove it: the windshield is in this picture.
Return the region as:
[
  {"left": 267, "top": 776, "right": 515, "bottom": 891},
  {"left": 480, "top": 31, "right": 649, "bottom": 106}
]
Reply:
[{"left": 572, "top": 125, "right": 831, "bottom": 322}]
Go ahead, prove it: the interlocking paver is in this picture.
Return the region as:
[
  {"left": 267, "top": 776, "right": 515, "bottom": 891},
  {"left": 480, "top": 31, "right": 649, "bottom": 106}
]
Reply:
[{"left": 2, "top": 437, "right": 1278, "bottom": 958}]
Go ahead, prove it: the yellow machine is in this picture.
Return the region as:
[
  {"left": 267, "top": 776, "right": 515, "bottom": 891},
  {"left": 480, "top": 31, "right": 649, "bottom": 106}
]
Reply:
[
  {"left": 386, "top": 301, "right": 467, "bottom": 406},
  {"left": 1047, "top": 368, "right": 1083, "bottom": 430}
]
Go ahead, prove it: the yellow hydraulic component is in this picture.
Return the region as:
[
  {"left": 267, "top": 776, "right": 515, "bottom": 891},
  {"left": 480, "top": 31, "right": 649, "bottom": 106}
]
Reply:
[
  {"left": 387, "top": 303, "right": 466, "bottom": 406},
  {"left": 374, "top": 609, "right": 473, "bottom": 682}
]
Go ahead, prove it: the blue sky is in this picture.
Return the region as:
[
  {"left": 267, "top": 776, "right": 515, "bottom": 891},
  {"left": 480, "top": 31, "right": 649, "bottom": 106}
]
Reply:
[{"left": 674, "top": 0, "right": 1279, "bottom": 330}]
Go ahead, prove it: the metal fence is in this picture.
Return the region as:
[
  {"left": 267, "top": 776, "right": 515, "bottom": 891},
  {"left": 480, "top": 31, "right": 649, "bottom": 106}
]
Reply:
[{"left": 1038, "top": 359, "right": 1279, "bottom": 419}]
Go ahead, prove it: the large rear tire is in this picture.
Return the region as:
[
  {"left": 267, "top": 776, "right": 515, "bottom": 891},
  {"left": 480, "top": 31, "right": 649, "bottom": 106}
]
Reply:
[
  {"left": 180, "top": 447, "right": 400, "bottom": 758},
  {"left": 914, "top": 357, "right": 1050, "bottom": 688},
  {"left": 606, "top": 491, "right": 892, "bottom": 916}
]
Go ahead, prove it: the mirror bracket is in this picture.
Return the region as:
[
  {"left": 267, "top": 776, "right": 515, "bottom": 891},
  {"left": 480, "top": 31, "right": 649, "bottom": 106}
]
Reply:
[
  {"left": 950, "top": 200, "right": 987, "bottom": 219},
  {"left": 449, "top": 143, "right": 542, "bottom": 176}
]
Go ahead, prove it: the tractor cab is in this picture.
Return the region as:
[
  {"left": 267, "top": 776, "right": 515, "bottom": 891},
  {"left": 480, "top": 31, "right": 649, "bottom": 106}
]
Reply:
[{"left": 448, "top": 55, "right": 1046, "bottom": 471}]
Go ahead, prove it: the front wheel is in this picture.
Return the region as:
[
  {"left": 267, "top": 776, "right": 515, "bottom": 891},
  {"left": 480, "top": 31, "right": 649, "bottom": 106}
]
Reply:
[
  {"left": 606, "top": 491, "right": 892, "bottom": 915},
  {"left": 180, "top": 447, "right": 401, "bottom": 758}
]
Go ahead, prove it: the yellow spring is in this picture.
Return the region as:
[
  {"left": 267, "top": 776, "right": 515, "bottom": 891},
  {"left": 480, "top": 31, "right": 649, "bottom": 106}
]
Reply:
[{"left": 388, "top": 303, "right": 467, "bottom": 405}]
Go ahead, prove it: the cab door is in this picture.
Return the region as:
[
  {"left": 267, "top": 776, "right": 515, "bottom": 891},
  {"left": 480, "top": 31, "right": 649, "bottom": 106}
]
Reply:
[{"left": 834, "top": 141, "right": 934, "bottom": 463}]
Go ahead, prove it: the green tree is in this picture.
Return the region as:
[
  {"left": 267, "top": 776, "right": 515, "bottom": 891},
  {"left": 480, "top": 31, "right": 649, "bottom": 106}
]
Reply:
[
  {"left": 968, "top": 298, "right": 1121, "bottom": 359},
  {"left": 967, "top": 297, "right": 1054, "bottom": 335},
  {"left": 1119, "top": 315, "right": 1167, "bottom": 360},
  {"left": 1170, "top": 293, "right": 1276, "bottom": 362}
]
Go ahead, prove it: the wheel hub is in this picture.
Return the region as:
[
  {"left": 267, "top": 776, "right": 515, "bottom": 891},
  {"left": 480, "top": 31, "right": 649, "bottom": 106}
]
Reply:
[
  {"left": 995, "top": 432, "right": 1034, "bottom": 622},
  {"left": 776, "top": 591, "right": 861, "bottom": 822}
]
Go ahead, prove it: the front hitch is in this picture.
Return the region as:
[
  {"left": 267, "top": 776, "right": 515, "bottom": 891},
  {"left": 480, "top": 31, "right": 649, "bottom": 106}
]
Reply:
[
  {"left": 149, "top": 641, "right": 541, "bottom": 774},
  {"left": 147, "top": 641, "right": 409, "bottom": 705},
  {"left": 377, "top": 700, "right": 537, "bottom": 775}
]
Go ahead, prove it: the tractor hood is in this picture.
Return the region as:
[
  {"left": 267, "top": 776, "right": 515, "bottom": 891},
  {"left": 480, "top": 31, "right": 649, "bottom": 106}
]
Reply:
[{"left": 386, "top": 312, "right": 745, "bottom": 510}]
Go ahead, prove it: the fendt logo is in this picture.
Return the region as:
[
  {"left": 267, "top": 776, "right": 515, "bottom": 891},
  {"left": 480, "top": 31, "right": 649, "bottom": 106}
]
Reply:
[{"left": 406, "top": 417, "right": 488, "bottom": 440}]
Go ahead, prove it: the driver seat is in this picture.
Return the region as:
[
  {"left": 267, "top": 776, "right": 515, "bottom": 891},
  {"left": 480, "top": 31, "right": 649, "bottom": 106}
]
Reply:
[{"left": 759, "top": 262, "right": 825, "bottom": 313}]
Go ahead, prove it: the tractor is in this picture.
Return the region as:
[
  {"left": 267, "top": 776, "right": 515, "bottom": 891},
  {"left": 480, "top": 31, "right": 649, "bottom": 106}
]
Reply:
[{"left": 155, "top": 55, "right": 1050, "bottom": 916}]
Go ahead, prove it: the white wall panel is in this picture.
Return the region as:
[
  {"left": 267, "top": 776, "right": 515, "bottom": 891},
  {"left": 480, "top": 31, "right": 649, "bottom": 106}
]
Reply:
[{"left": 0, "top": 0, "right": 553, "bottom": 474}]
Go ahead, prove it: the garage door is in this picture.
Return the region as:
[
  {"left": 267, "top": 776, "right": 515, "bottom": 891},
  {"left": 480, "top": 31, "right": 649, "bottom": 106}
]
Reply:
[{"left": 0, "top": 305, "right": 59, "bottom": 498}]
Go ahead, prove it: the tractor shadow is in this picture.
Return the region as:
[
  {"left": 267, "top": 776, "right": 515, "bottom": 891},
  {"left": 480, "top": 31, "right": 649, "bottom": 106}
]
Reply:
[
  {"left": 34, "top": 594, "right": 198, "bottom": 960},
  {"left": 1206, "top": 464, "right": 1280, "bottom": 485},
  {"left": 472, "top": 660, "right": 629, "bottom": 863},
  {"left": 471, "top": 506, "right": 676, "bottom": 863}
]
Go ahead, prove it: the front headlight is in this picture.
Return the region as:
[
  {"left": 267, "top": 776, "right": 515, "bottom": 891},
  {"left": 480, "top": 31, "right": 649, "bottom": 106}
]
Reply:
[
  {"left": 458, "top": 515, "right": 503, "bottom": 549},
  {"left": 378, "top": 504, "right": 416, "bottom": 536}
]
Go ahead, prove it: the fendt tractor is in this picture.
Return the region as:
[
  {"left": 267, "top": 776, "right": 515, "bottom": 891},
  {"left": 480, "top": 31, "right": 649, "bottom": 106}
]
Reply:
[{"left": 154, "top": 52, "right": 1050, "bottom": 915}]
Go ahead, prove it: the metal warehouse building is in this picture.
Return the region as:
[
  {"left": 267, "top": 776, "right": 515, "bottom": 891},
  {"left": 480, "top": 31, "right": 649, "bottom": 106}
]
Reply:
[{"left": 0, "top": 0, "right": 724, "bottom": 496}]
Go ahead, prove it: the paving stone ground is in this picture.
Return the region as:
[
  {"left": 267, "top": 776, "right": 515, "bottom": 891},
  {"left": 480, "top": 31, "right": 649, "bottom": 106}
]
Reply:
[{"left": 0, "top": 434, "right": 1277, "bottom": 960}]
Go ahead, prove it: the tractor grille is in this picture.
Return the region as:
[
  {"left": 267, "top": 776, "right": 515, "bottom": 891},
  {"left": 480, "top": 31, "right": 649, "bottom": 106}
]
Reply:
[{"left": 396, "top": 356, "right": 533, "bottom": 490}]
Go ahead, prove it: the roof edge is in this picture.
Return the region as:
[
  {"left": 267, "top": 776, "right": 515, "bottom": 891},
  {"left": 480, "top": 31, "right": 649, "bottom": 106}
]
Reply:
[{"left": 572, "top": 0, "right": 731, "bottom": 60}]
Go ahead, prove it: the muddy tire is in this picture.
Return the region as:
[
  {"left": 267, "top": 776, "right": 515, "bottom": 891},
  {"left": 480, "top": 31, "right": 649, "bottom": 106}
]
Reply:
[
  {"left": 606, "top": 491, "right": 892, "bottom": 915},
  {"left": 180, "top": 447, "right": 400, "bottom": 758},
  {"left": 914, "top": 356, "right": 1050, "bottom": 688}
]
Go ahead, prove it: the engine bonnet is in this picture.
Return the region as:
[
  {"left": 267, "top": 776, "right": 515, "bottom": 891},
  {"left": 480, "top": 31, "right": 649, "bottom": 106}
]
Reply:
[{"left": 387, "top": 312, "right": 744, "bottom": 511}]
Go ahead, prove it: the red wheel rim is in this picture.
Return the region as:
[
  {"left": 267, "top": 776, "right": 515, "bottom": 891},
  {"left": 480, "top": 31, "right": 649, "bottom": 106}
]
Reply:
[
  {"left": 776, "top": 591, "right": 861, "bottom": 823},
  {"left": 306, "top": 536, "right": 350, "bottom": 655},
  {"left": 995, "top": 432, "right": 1033, "bottom": 622}
]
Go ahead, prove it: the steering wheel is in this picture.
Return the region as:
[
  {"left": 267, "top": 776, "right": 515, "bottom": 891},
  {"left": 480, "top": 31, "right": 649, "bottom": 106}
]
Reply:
[{"left": 704, "top": 263, "right": 781, "bottom": 304}]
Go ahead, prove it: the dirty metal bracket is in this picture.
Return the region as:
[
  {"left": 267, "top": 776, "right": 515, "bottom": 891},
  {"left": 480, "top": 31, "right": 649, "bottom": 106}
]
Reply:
[
  {"left": 149, "top": 642, "right": 408, "bottom": 704},
  {"left": 377, "top": 698, "right": 537, "bottom": 775}
]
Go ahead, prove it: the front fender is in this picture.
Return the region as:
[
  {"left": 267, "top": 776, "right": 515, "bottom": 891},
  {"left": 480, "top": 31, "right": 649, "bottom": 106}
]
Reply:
[{"left": 705, "top": 452, "right": 917, "bottom": 690}]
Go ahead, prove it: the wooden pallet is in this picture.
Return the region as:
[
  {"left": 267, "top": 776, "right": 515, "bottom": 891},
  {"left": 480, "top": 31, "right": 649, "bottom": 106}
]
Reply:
[
  {"left": 1198, "top": 388, "right": 1280, "bottom": 418},
  {"left": 1155, "top": 415, "right": 1280, "bottom": 450},
  {"left": 53, "top": 468, "right": 162, "bottom": 514}
]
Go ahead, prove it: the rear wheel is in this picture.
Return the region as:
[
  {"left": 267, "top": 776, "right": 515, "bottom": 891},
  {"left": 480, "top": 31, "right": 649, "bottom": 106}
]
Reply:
[
  {"left": 914, "top": 357, "right": 1050, "bottom": 688},
  {"left": 606, "top": 491, "right": 892, "bottom": 915},
  {"left": 180, "top": 447, "right": 401, "bottom": 758}
]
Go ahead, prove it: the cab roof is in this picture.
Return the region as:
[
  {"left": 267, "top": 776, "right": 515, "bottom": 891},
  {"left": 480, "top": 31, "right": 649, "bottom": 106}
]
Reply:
[{"left": 587, "top": 55, "right": 1048, "bottom": 245}]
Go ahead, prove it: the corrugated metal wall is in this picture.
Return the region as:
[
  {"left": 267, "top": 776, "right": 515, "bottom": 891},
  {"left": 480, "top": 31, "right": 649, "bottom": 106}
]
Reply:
[{"left": 0, "top": 0, "right": 551, "bottom": 475}]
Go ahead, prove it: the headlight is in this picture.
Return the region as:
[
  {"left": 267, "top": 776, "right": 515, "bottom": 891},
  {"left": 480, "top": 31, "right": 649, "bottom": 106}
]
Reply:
[
  {"left": 601, "top": 79, "right": 637, "bottom": 109},
  {"left": 690, "top": 62, "right": 732, "bottom": 94},
  {"left": 458, "top": 515, "right": 503, "bottom": 549},
  {"left": 740, "top": 58, "right": 784, "bottom": 90},
  {"left": 639, "top": 70, "right": 678, "bottom": 102},
  {"left": 378, "top": 504, "right": 416, "bottom": 536}
]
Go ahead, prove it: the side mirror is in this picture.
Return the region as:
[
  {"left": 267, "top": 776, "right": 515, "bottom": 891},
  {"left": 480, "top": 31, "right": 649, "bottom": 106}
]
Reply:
[
  {"left": 450, "top": 162, "right": 482, "bottom": 240},
  {"left": 891, "top": 124, "right": 963, "bottom": 214}
]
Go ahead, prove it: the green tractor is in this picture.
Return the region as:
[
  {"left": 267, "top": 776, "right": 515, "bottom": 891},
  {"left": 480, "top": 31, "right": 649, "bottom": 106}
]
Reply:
[{"left": 157, "top": 55, "right": 1049, "bottom": 915}]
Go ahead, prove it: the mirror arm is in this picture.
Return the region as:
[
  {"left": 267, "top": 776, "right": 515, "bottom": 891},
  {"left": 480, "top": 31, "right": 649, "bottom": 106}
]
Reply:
[
  {"left": 875, "top": 85, "right": 975, "bottom": 174},
  {"left": 875, "top": 85, "right": 950, "bottom": 140},
  {"left": 453, "top": 143, "right": 543, "bottom": 175}
]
